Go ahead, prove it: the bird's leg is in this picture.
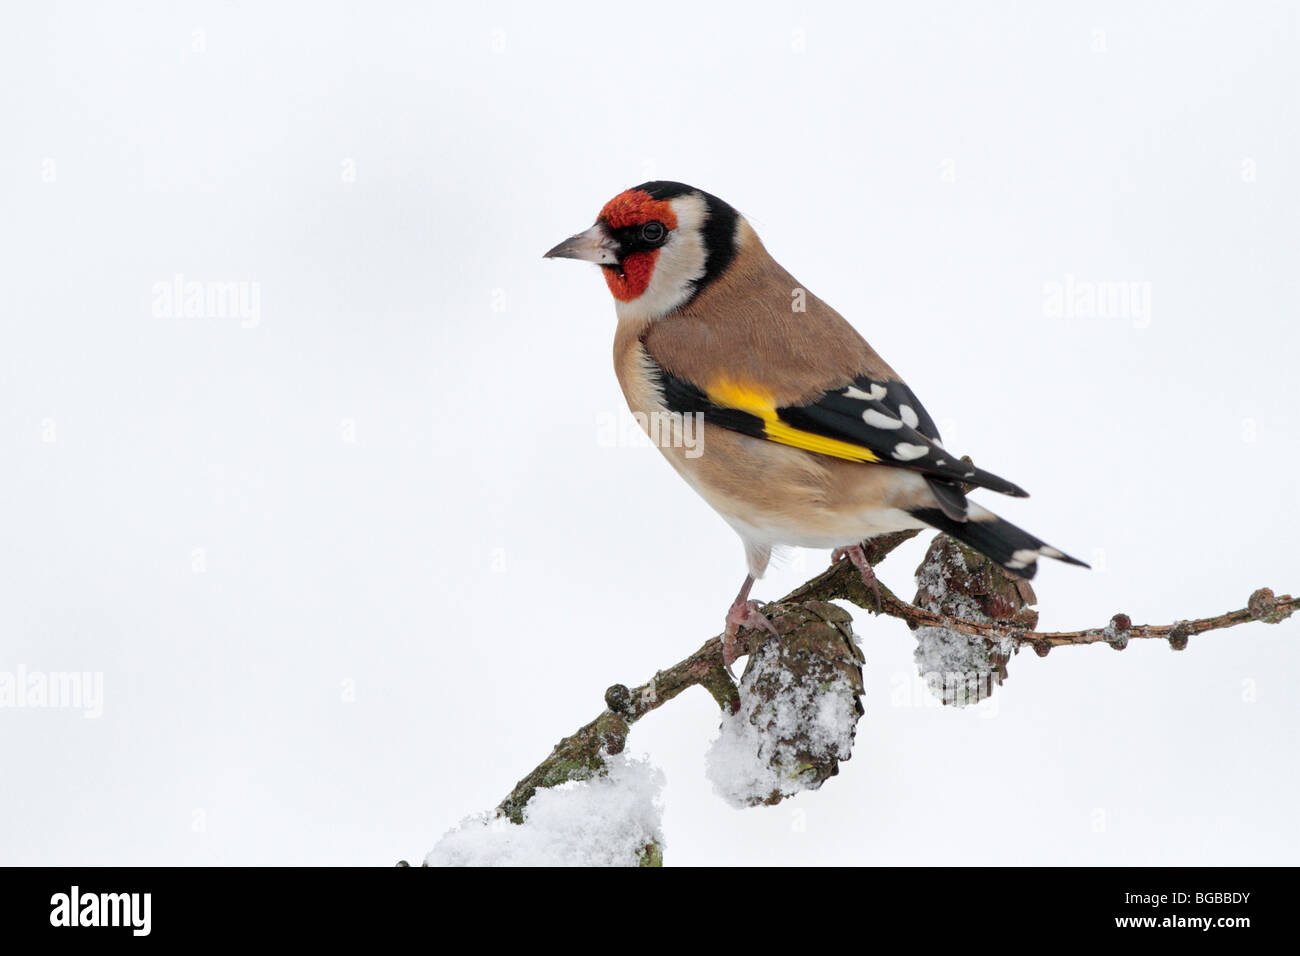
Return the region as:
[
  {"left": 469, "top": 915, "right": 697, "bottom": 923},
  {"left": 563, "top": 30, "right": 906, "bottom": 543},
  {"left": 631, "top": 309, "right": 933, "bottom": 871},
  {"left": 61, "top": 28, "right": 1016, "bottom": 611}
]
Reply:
[
  {"left": 832, "top": 543, "right": 882, "bottom": 612},
  {"left": 722, "top": 574, "right": 778, "bottom": 675}
]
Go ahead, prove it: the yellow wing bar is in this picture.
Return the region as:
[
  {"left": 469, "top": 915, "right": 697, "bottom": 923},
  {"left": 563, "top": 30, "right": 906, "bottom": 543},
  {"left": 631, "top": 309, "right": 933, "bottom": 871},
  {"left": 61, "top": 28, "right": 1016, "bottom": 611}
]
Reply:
[{"left": 705, "top": 379, "right": 882, "bottom": 464}]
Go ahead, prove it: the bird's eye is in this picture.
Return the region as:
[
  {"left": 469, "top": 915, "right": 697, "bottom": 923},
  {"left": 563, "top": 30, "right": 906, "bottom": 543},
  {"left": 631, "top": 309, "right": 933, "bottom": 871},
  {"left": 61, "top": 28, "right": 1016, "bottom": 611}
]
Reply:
[{"left": 640, "top": 221, "right": 667, "bottom": 244}]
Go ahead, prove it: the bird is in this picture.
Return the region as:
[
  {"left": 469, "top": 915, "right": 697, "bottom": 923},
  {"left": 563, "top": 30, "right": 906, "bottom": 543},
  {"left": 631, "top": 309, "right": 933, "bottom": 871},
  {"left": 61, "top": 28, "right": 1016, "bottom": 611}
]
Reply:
[{"left": 544, "top": 181, "right": 1086, "bottom": 668}]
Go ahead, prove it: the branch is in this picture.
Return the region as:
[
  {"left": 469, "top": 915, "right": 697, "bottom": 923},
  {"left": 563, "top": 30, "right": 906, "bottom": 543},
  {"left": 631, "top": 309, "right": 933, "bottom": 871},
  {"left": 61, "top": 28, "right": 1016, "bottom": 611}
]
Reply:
[{"left": 490, "top": 529, "right": 1295, "bottom": 826}]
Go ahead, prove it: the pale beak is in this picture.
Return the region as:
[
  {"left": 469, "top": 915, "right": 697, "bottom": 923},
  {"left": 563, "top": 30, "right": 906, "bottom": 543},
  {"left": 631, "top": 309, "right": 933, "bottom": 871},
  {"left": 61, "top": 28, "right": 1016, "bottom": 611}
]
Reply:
[{"left": 543, "top": 222, "right": 621, "bottom": 265}]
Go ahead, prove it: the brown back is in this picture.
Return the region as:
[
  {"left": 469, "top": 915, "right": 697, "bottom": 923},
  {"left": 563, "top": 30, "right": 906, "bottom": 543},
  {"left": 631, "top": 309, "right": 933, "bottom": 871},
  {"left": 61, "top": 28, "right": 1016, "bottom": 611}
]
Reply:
[{"left": 640, "top": 219, "right": 898, "bottom": 405}]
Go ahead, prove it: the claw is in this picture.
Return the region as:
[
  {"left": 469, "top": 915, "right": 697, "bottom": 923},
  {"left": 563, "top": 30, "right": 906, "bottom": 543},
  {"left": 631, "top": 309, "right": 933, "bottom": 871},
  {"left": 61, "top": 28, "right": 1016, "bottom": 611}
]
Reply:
[
  {"left": 833, "top": 544, "right": 883, "bottom": 613},
  {"left": 723, "top": 599, "right": 778, "bottom": 674}
]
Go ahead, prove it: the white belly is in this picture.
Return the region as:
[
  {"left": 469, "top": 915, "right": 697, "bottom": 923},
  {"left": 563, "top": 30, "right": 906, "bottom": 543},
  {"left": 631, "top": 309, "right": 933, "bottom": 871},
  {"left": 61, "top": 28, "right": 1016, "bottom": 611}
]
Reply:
[{"left": 718, "top": 507, "right": 925, "bottom": 553}]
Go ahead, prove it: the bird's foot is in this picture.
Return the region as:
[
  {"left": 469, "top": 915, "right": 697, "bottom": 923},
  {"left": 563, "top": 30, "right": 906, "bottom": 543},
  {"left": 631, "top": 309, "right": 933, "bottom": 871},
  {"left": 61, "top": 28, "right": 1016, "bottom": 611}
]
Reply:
[
  {"left": 833, "top": 544, "right": 882, "bottom": 612},
  {"left": 722, "top": 599, "right": 778, "bottom": 676}
]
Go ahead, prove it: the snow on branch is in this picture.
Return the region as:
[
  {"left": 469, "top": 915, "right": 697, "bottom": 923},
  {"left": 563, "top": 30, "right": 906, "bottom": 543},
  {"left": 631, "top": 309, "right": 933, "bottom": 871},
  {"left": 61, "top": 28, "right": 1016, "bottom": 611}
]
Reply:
[{"left": 415, "top": 527, "right": 1294, "bottom": 866}]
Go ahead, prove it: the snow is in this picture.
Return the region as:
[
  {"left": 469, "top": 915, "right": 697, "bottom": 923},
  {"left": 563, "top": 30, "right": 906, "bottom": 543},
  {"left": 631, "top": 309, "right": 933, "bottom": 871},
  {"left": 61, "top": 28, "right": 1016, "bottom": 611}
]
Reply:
[
  {"left": 425, "top": 754, "right": 665, "bottom": 867},
  {"left": 912, "top": 541, "right": 993, "bottom": 624},
  {"left": 912, "top": 540, "right": 1016, "bottom": 707},
  {"left": 913, "top": 627, "right": 1006, "bottom": 706},
  {"left": 707, "top": 641, "right": 860, "bottom": 808}
]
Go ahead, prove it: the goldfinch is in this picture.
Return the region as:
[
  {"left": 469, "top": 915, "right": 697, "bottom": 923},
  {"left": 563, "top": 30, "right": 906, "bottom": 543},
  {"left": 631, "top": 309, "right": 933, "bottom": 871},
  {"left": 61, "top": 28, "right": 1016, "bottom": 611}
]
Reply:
[{"left": 545, "top": 181, "right": 1086, "bottom": 666}]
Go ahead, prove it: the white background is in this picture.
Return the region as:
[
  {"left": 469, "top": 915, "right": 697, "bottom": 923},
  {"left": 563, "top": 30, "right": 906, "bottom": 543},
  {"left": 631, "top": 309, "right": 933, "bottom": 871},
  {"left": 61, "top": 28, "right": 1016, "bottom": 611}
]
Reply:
[{"left": 2, "top": 0, "right": 1296, "bottom": 865}]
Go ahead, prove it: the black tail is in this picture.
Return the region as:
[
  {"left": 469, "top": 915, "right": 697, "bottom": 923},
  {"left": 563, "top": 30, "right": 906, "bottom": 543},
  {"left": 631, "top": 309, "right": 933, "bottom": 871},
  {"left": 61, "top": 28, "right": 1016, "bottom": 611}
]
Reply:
[{"left": 909, "top": 503, "right": 1089, "bottom": 580}]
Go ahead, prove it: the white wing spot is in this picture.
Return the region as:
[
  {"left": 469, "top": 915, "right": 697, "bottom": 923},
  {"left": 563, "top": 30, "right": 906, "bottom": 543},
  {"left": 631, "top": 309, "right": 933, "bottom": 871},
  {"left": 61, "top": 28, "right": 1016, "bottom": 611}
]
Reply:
[
  {"left": 862, "top": 409, "right": 902, "bottom": 430},
  {"left": 1040, "top": 546, "right": 1064, "bottom": 559},
  {"left": 892, "top": 443, "right": 929, "bottom": 461},
  {"left": 1011, "top": 549, "right": 1040, "bottom": 566},
  {"left": 898, "top": 404, "right": 919, "bottom": 429},
  {"left": 844, "top": 381, "right": 887, "bottom": 401}
]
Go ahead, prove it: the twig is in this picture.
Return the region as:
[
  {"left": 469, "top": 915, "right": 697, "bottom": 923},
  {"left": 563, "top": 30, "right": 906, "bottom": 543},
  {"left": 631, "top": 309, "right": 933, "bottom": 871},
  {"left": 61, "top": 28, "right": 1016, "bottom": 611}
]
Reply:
[{"left": 870, "top": 582, "right": 1296, "bottom": 653}]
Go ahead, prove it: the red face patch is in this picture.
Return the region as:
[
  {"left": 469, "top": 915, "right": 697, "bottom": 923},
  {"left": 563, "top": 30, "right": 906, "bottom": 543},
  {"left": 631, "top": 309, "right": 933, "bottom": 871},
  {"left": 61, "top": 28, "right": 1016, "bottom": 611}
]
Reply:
[
  {"left": 602, "top": 251, "right": 657, "bottom": 301},
  {"left": 596, "top": 189, "right": 679, "bottom": 302}
]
